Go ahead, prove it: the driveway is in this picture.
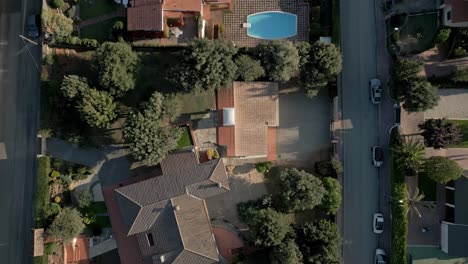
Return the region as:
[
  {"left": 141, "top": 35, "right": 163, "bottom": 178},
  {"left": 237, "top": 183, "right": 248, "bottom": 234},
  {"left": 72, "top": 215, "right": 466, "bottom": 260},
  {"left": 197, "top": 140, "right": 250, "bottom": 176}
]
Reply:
[
  {"left": 276, "top": 91, "right": 330, "bottom": 167},
  {"left": 205, "top": 164, "right": 268, "bottom": 229}
]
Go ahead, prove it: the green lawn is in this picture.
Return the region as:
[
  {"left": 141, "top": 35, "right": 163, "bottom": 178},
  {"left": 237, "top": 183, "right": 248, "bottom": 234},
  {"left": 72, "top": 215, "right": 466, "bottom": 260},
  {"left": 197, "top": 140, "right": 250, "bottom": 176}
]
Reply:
[
  {"left": 399, "top": 13, "right": 438, "bottom": 53},
  {"left": 418, "top": 174, "right": 437, "bottom": 201},
  {"left": 177, "top": 126, "right": 193, "bottom": 149},
  {"left": 176, "top": 90, "right": 214, "bottom": 114},
  {"left": 80, "top": 18, "right": 124, "bottom": 42},
  {"left": 79, "top": 0, "right": 117, "bottom": 20},
  {"left": 450, "top": 119, "right": 468, "bottom": 148}
]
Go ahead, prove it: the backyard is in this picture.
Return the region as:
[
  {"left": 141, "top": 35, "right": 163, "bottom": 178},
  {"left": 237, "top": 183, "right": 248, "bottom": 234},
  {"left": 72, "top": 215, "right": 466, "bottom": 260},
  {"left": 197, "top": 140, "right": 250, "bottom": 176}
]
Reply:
[
  {"left": 80, "top": 18, "right": 125, "bottom": 42},
  {"left": 176, "top": 126, "right": 193, "bottom": 149},
  {"left": 397, "top": 12, "right": 439, "bottom": 54},
  {"left": 450, "top": 119, "right": 468, "bottom": 148},
  {"left": 79, "top": 0, "right": 117, "bottom": 20}
]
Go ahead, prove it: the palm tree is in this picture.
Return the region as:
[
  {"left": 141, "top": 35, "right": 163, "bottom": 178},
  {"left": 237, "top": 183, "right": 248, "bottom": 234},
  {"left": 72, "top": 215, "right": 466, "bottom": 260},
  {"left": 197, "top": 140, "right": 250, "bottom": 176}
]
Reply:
[
  {"left": 391, "top": 137, "right": 425, "bottom": 176},
  {"left": 406, "top": 187, "right": 425, "bottom": 218}
]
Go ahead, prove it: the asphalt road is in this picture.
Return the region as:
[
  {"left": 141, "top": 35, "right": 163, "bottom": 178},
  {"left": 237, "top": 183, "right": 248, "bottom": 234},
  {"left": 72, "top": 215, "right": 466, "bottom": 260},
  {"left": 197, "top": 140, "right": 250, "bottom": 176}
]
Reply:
[{"left": 0, "top": 0, "right": 41, "bottom": 262}]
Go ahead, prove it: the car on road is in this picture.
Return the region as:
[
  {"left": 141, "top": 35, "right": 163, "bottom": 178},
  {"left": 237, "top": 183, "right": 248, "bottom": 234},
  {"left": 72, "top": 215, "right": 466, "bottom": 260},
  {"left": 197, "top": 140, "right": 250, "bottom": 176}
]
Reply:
[
  {"left": 370, "top": 78, "right": 382, "bottom": 104},
  {"left": 372, "top": 146, "right": 383, "bottom": 167},
  {"left": 374, "top": 249, "right": 387, "bottom": 264},
  {"left": 27, "top": 14, "right": 39, "bottom": 38},
  {"left": 373, "top": 213, "right": 384, "bottom": 234}
]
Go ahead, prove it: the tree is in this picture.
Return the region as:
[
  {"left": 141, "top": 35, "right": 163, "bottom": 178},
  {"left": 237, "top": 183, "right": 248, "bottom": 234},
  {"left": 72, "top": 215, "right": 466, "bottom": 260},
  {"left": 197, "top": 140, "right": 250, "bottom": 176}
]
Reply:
[
  {"left": 169, "top": 39, "right": 238, "bottom": 92},
  {"left": 321, "top": 177, "right": 342, "bottom": 215},
  {"left": 42, "top": 4, "right": 73, "bottom": 39},
  {"left": 295, "top": 220, "right": 342, "bottom": 264},
  {"left": 255, "top": 40, "right": 300, "bottom": 82},
  {"left": 113, "top": 21, "right": 124, "bottom": 30},
  {"left": 76, "top": 88, "right": 117, "bottom": 128},
  {"left": 434, "top": 28, "right": 451, "bottom": 44},
  {"left": 142, "top": 91, "right": 181, "bottom": 122},
  {"left": 123, "top": 112, "right": 180, "bottom": 165},
  {"left": 270, "top": 239, "right": 303, "bottom": 264},
  {"left": 49, "top": 0, "right": 64, "bottom": 8},
  {"left": 48, "top": 207, "right": 85, "bottom": 241},
  {"left": 406, "top": 187, "right": 428, "bottom": 218},
  {"left": 235, "top": 55, "right": 265, "bottom": 81},
  {"left": 419, "top": 119, "right": 461, "bottom": 149},
  {"left": 295, "top": 41, "right": 311, "bottom": 69},
  {"left": 424, "top": 156, "right": 463, "bottom": 184},
  {"left": 391, "top": 137, "right": 425, "bottom": 176},
  {"left": 93, "top": 42, "right": 139, "bottom": 97},
  {"left": 74, "top": 189, "right": 93, "bottom": 208},
  {"left": 245, "top": 208, "right": 291, "bottom": 247},
  {"left": 60, "top": 75, "right": 90, "bottom": 99},
  {"left": 402, "top": 79, "right": 439, "bottom": 112},
  {"left": 391, "top": 59, "right": 423, "bottom": 98},
  {"left": 277, "top": 168, "right": 326, "bottom": 212},
  {"left": 300, "top": 42, "right": 342, "bottom": 97}
]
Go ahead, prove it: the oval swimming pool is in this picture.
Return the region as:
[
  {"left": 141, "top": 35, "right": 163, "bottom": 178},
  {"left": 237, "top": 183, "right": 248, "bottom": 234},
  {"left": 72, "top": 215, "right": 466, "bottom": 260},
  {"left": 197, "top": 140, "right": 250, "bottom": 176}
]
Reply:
[{"left": 247, "top": 11, "right": 297, "bottom": 40}]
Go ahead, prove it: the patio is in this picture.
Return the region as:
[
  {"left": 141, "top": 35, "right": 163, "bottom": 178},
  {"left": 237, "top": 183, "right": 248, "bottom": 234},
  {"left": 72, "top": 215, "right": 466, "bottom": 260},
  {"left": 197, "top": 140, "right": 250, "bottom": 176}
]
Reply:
[{"left": 224, "top": 0, "right": 309, "bottom": 47}]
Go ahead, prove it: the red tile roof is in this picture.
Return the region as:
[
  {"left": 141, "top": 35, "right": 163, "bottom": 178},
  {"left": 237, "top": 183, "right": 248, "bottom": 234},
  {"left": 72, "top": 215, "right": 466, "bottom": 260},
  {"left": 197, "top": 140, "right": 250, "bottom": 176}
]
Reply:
[
  {"left": 163, "top": 0, "right": 202, "bottom": 12},
  {"left": 216, "top": 87, "right": 235, "bottom": 156},
  {"left": 127, "top": 3, "right": 164, "bottom": 31},
  {"left": 447, "top": 0, "right": 468, "bottom": 23},
  {"left": 213, "top": 226, "right": 244, "bottom": 263},
  {"left": 64, "top": 236, "right": 90, "bottom": 264}
]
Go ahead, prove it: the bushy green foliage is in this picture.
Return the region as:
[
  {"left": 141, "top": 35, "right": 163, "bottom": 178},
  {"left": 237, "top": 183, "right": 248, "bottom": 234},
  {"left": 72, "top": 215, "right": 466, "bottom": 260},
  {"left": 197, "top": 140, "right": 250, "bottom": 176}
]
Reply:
[
  {"left": 270, "top": 239, "right": 303, "bottom": 264},
  {"left": 74, "top": 189, "right": 94, "bottom": 208},
  {"left": 391, "top": 59, "right": 423, "bottom": 98},
  {"left": 142, "top": 92, "right": 181, "bottom": 122},
  {"left": 33, "top": 256, "right": 48, "bottom": 264},
  {"left": 48, "top": 207, "right": 85, "bottom": 241},
  {"left": 321, "top": 177, "right": 342, "bottom": 215},
  {"left": 419, "top": 119, "right": 461, "bottom": 149},
  {"left": 54, "top": 36, "right": 99, "bottom": 48},
  {"left": 169, "top": 39, "right": 238, "bottom": 92},
  {"left": 113, "top": 21, "right": 124, "bottom": 30},
  {"left": 315, "top": 157, "right": 342, "bottom": 177},
  {"left": 61, "top": 75, "right": 90, "bottom": 99},
  {"left": 434, "top": 28, "right": 451, "bottom": 44},
  {"left": 449, "top": 68, "right": 468, "bottom": 84},
  {"left": 49, "top": 0, "right": 64, "bottom": 8},
  {"left": 255, "top": 161, "right": 272, "bottom": 173},
  {"left": 245, "top": 208, "right": 291, "bottom": 247},
  {"left": 391, "top": 137, "right": 425, "bottom": 176},
  {"left": 93, "top": 42, "right": 139, "bottom": 97},
  {"left": 277, "top": 168, "right": 326, "bottom": 212},
  {"left": 42, "top": 4, "right": 73, "bottom": 39},
  {"left": 295, "top": 41, "right": 311, "bottom": 69},
  {"left": 424, "top": 156, "right": 463, "bottom": 184},
  {"left": 301, "top": 42, "right": 342, "bottom": 96},
  {"left": 295, "top": 220, "right": 342, "bottom": 264},
  {"left": 402, "top": 79, "right": 439, "bottom": 112},
  {"left": 235, "top": 55, "right": 265, "bottom": 81},
  {"left": 76, "top": 88, "right": 117, "bottom": 128},
  {"left": 44, "top": 242, "right": 57, "bottom": 255},
  {"left": 255, "top": 40, "right": 300, "bottom": 82},
  {"left": 237, "top": 195, "right": 273, "bottom": 222},
  {"left": 36, "top": 156, "right": 51, "bottom": 226}
]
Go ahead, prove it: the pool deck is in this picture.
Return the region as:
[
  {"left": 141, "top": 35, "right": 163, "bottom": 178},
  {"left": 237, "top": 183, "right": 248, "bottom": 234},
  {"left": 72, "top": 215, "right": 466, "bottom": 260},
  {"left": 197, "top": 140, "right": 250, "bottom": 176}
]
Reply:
[{"left": 224, "top": 0, "right": 309, "bottom": 47}]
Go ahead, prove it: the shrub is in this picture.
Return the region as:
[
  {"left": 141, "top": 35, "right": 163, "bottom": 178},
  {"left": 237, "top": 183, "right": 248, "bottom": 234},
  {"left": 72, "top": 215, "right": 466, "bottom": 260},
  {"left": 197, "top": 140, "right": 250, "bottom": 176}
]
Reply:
[
  {"left": 33, "top": 256, "right": 48, "bottom": 264},
  {"left": 315, "top": 157, "right": 342, "bottom": 177},
  {"left": 113, "top": 21, "right": 124, "bottom": 30},
  {"left": 321, "top": 177, "right": 342, "bottom": 215},
  {"left": 454, "top": 46, "right": 467, "bottom": 57},
  {"left": 237, "top": 195, "right": 273, "bottom": 222},
  {"left": 424, "top": 156, "right": 463, "bottom": 184},
  {"left": 54, "top": 196, "right": 61, "bottom": 203},
  {"left": 434, "top": 28, "right": 451, "bottom": 44},
  {"left": 36, "top": 157, "right": 51, "bottom": 225},
  {"left": 245, "top": 208, "right": 291, "bottom": 247},
  {"left": 74, "top": 189, "right": 93, "bottom": 208},
  {"left": 44, "top": 242, "right": 57, "bottom": 255},
  {"left": 50, "top": 0, "right": 64, "bottom": 8},
  {"left": 50, "top": 170, "right": 60, "bottom": 178},
  {"left": 255, "top": 162, "right": 272, "bottom": 173},
  {"left": 235, "top": 55, "right": 265, "bottom": 81},
  {"left": 255, "top": 40, "right": 300, "bottom": 82},
  {"left": 48, "top": 207, "right": 85, "bottom": 241},
  {"left": 270, "top": 239, "right": 303, "bottom": 264}
]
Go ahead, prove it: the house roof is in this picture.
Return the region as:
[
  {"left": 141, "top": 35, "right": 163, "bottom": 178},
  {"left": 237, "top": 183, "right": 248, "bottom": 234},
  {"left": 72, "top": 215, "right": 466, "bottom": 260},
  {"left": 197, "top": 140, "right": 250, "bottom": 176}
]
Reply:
[
  {"left": 424, "top": 89, "right": 468, "bottom": 120},
  {"left": 446, "top": 0, "right": 468, "bottom": 23},
  {"left": 447, "top": 223, "right": 468, "bottom": 257},
  {"left": 163, "top": 0, "right": 202, "bottom": 12},
  {"left": 127, "top": 2, "right": 164, "bottom": 31},
  {"left": 455, "top": 177, "right": 468, "bottom": 225},
  {"left": 114, "top": 150, "right": 229, "bottom": 263}
]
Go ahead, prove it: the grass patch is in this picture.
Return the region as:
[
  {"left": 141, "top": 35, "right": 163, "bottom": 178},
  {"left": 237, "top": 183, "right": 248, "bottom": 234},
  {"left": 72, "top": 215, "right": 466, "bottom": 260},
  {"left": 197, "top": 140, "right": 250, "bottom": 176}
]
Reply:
[
  {"left": 450, "top": 119, "right": 468, "bottom": 148},
  {"left": 80, "top": 18, "right": 124, "bottom": 42},
  {"left": 399, "top": 13, "right": 438, "bottom": 54},
  {"left": 177, "top": 126, "right": 193, "bottom": 148},
  {"left": 176, "top": 90, "right": 214, "bottom": 114},
  {"left": 331, "top": 0, "right": 340, "bottom": 45},
  {"left": 417, "top": 173, "right": 437, "bottom": 201},
  {"left": 79, "top": 0, "right": 117, "bottom": 20}
]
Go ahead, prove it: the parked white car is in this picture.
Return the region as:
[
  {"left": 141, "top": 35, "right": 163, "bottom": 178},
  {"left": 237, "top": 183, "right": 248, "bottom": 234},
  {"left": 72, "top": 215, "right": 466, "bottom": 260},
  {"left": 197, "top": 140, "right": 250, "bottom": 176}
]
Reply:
[
  {"left": 372, "top": 146, "right": 383, "bottom": 167},
  {"left": 374, "top": 249, "right": 387, "bottom": 264},
  {"left": 373, "top": 213, "right": 384, "bottom": 234},
  {"left": 370, "top": 78, "right": 382, "bottom": 104}
]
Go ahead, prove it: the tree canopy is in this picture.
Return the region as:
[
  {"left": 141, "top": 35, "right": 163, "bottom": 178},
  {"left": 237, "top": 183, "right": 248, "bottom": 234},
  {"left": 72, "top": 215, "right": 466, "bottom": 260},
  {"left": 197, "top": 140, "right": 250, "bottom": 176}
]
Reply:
[
  {"left": 245, "top": 208, "right": 291, "bottom": 247},
  {"left": 74, "top": 189, "right": 93, "bottom": 208},
  {"left": 424, "top": 156, "right": 463, "bottom": 184},
  {"left": 419, "top": 119, "right": 461, "bottom": 149},
  {"left": 255, "top": 40, "right": 300, "bottom": 82},
  {"left": 270, "top": 239, "right": 304, "bottom": 264},
  {"left": 391, "top": 137, "right": 425, "bottom": 176},
  {"left": 401, "top": 79, "right": 439, "bottom": 112},
  {"left": 277, "top": 168, "right": 326, "bottom": 212},
  {"left": 169, "top": 39, "right": 238, "bottom": 92},
  {"left": 48, "top": 207, "right": 85, "bottom": 241},
  {"left": 42, "top": 5, "right": 73, "bottom": 39},
  {"left": 235, "top": 54, "right": 265, "bottom": 82},
  {"left": 61, "top": 75, "right": 90, "bottom": 99},
  {"left": 295, "top": 220, "right": 342, "bottom": 264},
  {"left": 321, "top": 177, "right": 342, "bottom": 215},
  {"left": 76, "top": 88, "right": 117, "bottom": 128},
  {"left": 93, "top": 42, "right": 139, "bottom": 97}
]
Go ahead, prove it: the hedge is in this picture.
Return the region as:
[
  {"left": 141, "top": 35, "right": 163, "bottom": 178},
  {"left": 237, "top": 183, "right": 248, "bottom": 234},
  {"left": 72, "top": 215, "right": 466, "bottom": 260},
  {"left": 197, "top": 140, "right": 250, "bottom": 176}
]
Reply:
[
  {"left": 390, "top": 131, "right": 408, "bottom": 264},
  {"left": 53, "top": 36, "right": 99, "bottom": 48},
  {"left": 35, "top": 156, "right": 51, "bottom": 225}
]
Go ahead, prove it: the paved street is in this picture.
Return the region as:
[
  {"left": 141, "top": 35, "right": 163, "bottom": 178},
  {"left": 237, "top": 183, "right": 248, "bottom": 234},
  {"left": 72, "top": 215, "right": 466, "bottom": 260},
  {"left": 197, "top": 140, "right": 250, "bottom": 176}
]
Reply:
[{"left": 0, "top": 0, "right": 41, "bottom": 263}]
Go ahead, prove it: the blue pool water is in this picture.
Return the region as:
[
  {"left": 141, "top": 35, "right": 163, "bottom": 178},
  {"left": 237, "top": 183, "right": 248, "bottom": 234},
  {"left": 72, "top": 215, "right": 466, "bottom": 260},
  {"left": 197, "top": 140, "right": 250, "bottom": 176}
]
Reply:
[{"left": 247, "top": 11, "right": 297, "bottom": 40}]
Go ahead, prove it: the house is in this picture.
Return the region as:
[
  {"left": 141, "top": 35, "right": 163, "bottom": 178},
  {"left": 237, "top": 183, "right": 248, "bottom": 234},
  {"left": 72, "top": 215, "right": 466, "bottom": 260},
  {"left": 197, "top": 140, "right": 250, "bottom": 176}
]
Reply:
[
  {"left": 216, "top": 82, "right": 279, "bottom": 161},
  {"left": 440, "top": 0, "right": 468, "bottom": 28},
  {"left": 127, "top": 0, "right": 231, "bottom": 35},
  {"left": 109, "top": 149, "right": 230, "bottom": 264}
]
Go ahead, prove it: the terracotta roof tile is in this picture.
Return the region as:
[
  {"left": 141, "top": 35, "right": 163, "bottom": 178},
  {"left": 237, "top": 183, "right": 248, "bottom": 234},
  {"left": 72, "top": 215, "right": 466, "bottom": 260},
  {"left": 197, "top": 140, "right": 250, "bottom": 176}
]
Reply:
[
  {"left": 127, "top": 3, "right": 164, "bottom": 31},
  {"left": 163, "top": 0, "right": 202, "bottom": 12},
  {"left": 447, "top": 0, "right": 468, "bottom": 23}
]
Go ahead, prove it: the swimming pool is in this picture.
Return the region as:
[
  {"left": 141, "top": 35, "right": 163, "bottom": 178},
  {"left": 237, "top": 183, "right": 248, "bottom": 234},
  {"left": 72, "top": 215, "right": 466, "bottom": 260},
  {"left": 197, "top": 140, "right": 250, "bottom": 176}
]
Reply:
[{"left": 247, "top": 11, "right": 297, "bottom": 40}]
